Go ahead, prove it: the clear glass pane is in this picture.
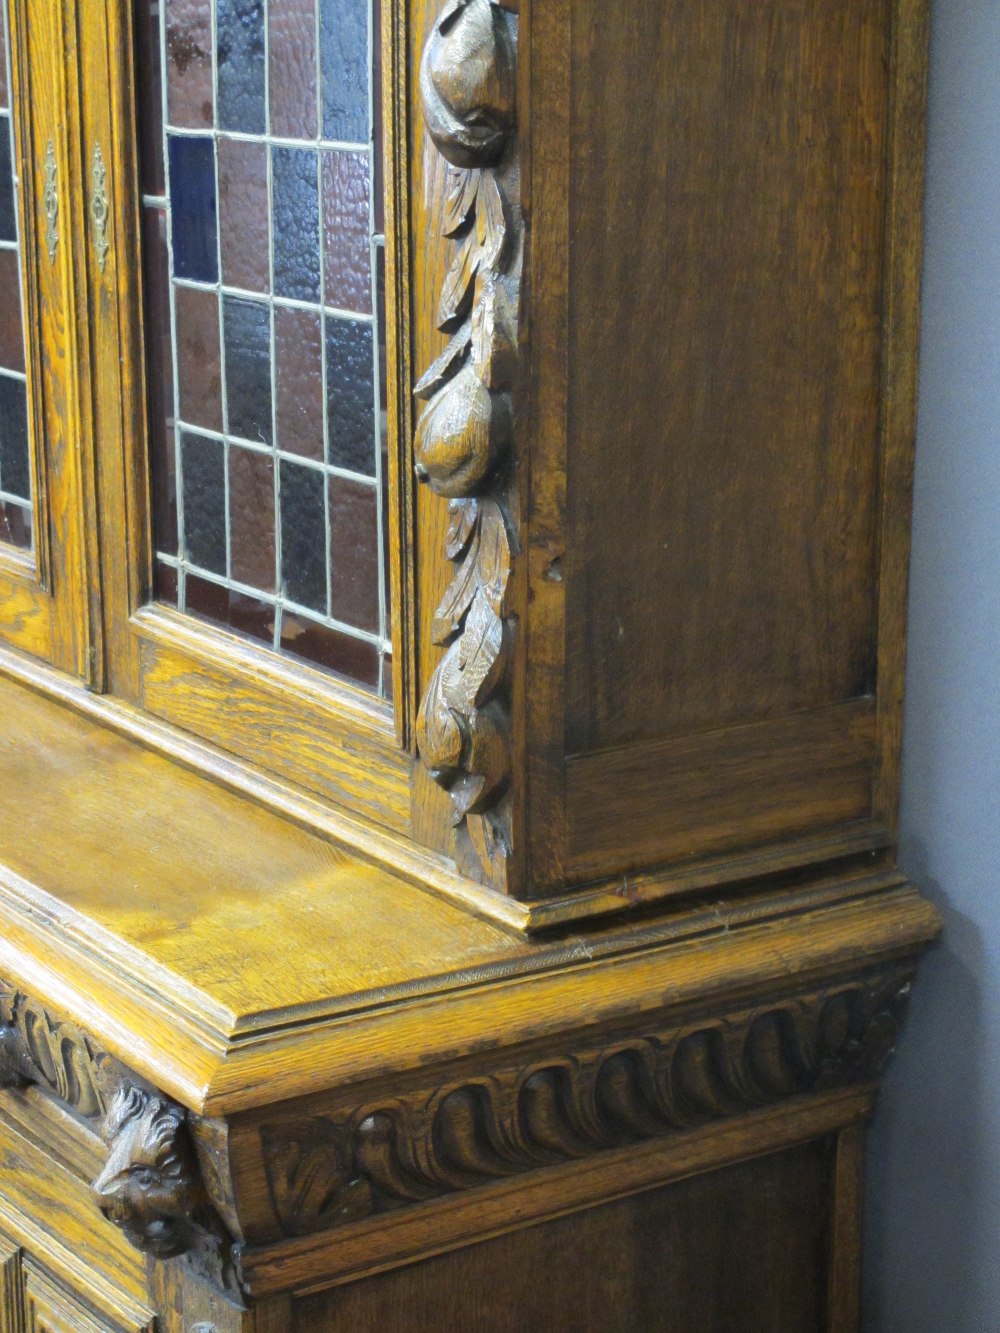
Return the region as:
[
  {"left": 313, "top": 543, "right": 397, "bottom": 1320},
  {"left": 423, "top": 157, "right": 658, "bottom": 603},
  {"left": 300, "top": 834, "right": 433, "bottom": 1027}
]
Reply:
[
  {"left": 0, "top": 1, "right": 32, "bottom": 551},
  {"left": 137, "top": 0, "right": 390, "bottom": 695}
]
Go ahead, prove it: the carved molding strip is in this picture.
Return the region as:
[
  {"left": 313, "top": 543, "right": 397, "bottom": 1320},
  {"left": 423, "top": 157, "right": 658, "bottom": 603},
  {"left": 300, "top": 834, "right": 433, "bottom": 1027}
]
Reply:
[
  {"left": 0, "top": 981, "right": 238, "bottom": 1288},
  {"left": 0, "top": 980, "right": 118, "bottom": 1116},
  {"left": 259, "top": 969, "right": 912, "bottom": 1238},
  {"left": 414, "top": 0, "right": 522, "bottom": 884}
]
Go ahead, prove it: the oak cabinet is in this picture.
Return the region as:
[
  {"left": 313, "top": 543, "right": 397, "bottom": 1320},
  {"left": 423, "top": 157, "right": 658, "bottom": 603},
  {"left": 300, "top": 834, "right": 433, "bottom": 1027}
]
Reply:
[{"left": 0, "top": 0, "right": 937, "bottom": 1328}]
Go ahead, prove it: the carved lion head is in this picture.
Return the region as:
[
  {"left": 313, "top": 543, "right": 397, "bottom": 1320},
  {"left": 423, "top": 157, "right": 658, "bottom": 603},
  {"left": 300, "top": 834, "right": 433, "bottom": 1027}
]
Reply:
[{"left": 92, "top": 1084, "right": 204, "bottom": 1258}]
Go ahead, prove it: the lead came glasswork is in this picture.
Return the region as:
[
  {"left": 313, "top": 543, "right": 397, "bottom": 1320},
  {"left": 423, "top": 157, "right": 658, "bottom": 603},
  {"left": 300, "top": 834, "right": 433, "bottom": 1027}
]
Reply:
[
  {"left": 222, "top": 295, "right": 272, "bottom": 443},
  {"left": 320, "top": 2, "right": 368, "bottom": 142},
  {"left": 168, "top": 135, "right": 218, "bottom": 281},
  {"left": 140, "top": 0, "right": 390, "bottom": 693},
  {"left": 217, "top": 137, "right": 269, "bottom": 292},
  {"left": 0, "top": 1, "right": 31, "bottom": 549},
  {"left": 271, "top": 146, "right": 320, "bottom": 302},
  {"left": 216, "top": 0, "right": 266, "bottom": 134},
  {"left": 326, "top": 317, "right": 375, "bottom": 475},
  {"left": 180, "top": 430, "right": 227, "bottom": 574},
  {"left": 165, "top": 0, "right": 214, "bottom": 128}
]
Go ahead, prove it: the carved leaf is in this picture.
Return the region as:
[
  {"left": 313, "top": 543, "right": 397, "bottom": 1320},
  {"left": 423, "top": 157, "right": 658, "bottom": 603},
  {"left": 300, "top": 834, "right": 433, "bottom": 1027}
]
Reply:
[
  {"left": 415, "top": 648, "right": 466, "bottom": 780},
  {"left": 432, "top": 499, "right": 510, "bottom": 647},
  {"left": 433, "top": 541, "right": 480, "bottom": 646},
  {"left": 456, "top": 593, "right": 506, "bottom": 710},
  {"left": 414, "top": 320, "right": 472, "bottom": 400},
  {"left": 445, "top": 497, "right": 479, "bottom": 560},
  {"left": 472, "top": 273, "right": 518, "bottom": 390},
  {"left": 474, "top": 498, "right": 512, "bottom": 614},
  {"left": 476, "top": 170, "right": 507, "bottom": 269},
  {"left": 260, "top": 1121, "right": 370, "bottom": 1236},
  {"left": 443, "top": 166, "right": 481, "bottom": 236},
  {"left": 466, "top": 813, "right": 510, "bottom": 877},
  {"left": 433, "top": 1086, "right": 514, "bottom": 1180},
  {"left": 355, "top": 1113, "right": 440, "bottom": 1206},
  {"left": 438, "top": 226, "right": 479, "bottom": 330},
  {"left": 451, "top": 702, "right": 509, "bottom": 818}
]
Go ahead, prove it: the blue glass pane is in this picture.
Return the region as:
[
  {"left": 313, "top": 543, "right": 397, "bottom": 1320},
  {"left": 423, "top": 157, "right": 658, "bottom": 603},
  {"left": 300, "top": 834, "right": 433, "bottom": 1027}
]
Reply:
[
  {"left": 279, "top": 460, "right": 326, "bottom": 611},
  {"left": 325, "top": 317, "right": 375, "bottom": 475},
  {"left": 272, "top": 146, "right": 320, "bottom": 302},
  {"left": 321, "top": 0, "right": 368, "bottom": 143},
  {"left": 168, "top": 135, "right": 218, "bottom": 282},
  {"left": 223, "top": 295, "right": 272, "bottom": 444},
  {"left": 217, "top": 0, "right": 266, "bottom": 134},
  {"left": 0, "top": 374, "right": 29, "bottom": 501},
  {"left": 181, "top": 430, "right": 226, "bottom": 574},
  {"left": 0, "top": 116, "right": 15, "bottom": 243}
]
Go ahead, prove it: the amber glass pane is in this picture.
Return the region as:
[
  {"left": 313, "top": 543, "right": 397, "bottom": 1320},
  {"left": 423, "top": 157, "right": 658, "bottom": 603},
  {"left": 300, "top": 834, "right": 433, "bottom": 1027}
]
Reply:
[
  {"left": 0, "top": 1, "right": 31, "bottom": 551},
  {"left": 137, "top": 0, "right": 390, "bottom": 695}
]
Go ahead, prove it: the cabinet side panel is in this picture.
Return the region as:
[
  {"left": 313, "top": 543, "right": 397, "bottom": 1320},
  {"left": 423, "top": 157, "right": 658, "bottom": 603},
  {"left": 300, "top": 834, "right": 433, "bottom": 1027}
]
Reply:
[
  {"left": 294, "top": 1143, "right": 829, "bottom": 1332},
  {"left": 565, "top": 0, "right": 889, "bottom": 754}
]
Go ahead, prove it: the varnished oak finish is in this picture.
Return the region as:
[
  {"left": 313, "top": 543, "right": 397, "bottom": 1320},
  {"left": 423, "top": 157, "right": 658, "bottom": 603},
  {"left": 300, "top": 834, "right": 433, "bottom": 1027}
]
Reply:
[{"left": 0, "top": 0, "right": 934, "bottom": 1327}]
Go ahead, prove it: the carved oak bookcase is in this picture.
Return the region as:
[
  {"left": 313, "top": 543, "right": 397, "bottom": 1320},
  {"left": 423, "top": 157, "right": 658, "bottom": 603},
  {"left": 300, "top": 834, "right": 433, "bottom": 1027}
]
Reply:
[{"left": 0, "top": 0, "right": 936, "bottom": 1329}]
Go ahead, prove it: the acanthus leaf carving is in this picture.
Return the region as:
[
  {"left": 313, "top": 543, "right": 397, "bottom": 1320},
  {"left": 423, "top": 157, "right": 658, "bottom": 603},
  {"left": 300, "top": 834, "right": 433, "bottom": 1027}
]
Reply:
[
  {"left": 415, "top": 0, "right": 521, "bottom": 884},
  {"left": 0, "top": 983, "right": 116, "bottom": 1116},
  {"left": 258, "top": 969, "right": 914, "bottom": 1240}
]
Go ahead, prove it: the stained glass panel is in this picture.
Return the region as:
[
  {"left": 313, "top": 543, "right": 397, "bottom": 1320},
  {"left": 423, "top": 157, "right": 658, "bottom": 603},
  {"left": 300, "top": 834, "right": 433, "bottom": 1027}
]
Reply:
[
  {"left": 138, "top": 0, "right": 390, "bottom": 695},
  {"left": 0, "top": 0, "right": 31, "bottom": 550}
]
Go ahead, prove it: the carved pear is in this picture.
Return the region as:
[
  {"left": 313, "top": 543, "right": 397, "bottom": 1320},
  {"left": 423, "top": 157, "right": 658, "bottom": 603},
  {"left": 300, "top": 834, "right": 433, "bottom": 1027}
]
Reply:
[
  {"left": 415, "top": 365, "right": 508, "bottom": 497},
  {"left": 420, "top": 0, "right": 515, "bottom": 168}
]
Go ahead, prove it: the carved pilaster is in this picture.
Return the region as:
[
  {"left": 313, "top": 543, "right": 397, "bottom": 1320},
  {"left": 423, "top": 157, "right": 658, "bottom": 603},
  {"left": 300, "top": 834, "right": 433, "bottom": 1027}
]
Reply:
[{"left": 414, "top": 0, "right": 522, "bottom": 885}]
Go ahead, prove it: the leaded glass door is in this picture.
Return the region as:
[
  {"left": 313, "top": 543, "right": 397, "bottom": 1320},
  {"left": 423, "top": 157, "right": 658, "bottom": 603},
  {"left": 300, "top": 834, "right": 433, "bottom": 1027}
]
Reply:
[{"left": 134, "top": 0, "right": 392, "bottom": 695}]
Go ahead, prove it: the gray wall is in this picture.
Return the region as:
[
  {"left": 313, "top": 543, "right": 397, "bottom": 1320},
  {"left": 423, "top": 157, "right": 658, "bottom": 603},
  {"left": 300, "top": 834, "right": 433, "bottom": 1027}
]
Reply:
[{"left": 862, "top": 1, "right": 1000, "bottom": 1328}]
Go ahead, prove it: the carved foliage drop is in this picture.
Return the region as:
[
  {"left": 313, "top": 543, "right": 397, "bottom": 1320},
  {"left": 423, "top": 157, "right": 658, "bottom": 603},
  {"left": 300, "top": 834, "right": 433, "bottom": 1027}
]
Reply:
[{"left": 414, "top": 0, "right": 521, "bottom": 881}]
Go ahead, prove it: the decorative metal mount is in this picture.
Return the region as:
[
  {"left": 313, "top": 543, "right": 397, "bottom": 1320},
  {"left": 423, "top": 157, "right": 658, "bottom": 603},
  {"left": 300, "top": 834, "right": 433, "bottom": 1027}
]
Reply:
[
  {"left": 90, "top": 142, "right": 110, "bottom": 273},
  {"left": 414, "top": 0, "right": 522, "bottom": 885},
  {"left": 43, "top": 140, "right": 58, "bottom": 263}
]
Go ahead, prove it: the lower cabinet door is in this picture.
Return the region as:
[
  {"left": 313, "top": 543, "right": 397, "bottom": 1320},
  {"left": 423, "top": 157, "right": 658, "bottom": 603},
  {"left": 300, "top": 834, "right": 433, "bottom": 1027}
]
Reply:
[
  {"left": 0, "top": 1241, "right": 20, "bottom": 1333},
  {"left": 0, "top": 1239, "right": 155, "bottom": 1333}
]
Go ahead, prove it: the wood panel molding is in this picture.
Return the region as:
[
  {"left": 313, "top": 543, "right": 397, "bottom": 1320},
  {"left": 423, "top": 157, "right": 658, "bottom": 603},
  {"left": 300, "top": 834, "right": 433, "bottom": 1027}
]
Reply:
[
  {"left": 254, "top": 964, "right": 911, "bottom": 1242},
  {"left": 414, "top": 0, "right": 523, "bottom": 885}
]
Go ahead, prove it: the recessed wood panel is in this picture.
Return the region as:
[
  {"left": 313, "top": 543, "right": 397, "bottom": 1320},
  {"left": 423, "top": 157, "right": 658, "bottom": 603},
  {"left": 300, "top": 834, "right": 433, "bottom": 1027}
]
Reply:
[
  {"left": 565, "top": 0, "right": 889, "bottom": 753},
  {"left": 566, "top": 699, "right": 881, "bottom": 881},
  {"left": 295, "top": 1143, "right": 829, "bottom": 1333}
]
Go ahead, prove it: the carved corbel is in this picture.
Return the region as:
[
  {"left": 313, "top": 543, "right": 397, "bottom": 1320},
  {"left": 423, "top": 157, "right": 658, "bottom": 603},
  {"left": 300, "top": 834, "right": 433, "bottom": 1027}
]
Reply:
[
  {"left": 92, "top": 1083, "right": 245, "bottom": 1296},
  {"left": 92, "top": 1083, "right": 209, "bottom": 1259},
  {"left": 414, "top": 0, "right": 522, "bottom": 886}
]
